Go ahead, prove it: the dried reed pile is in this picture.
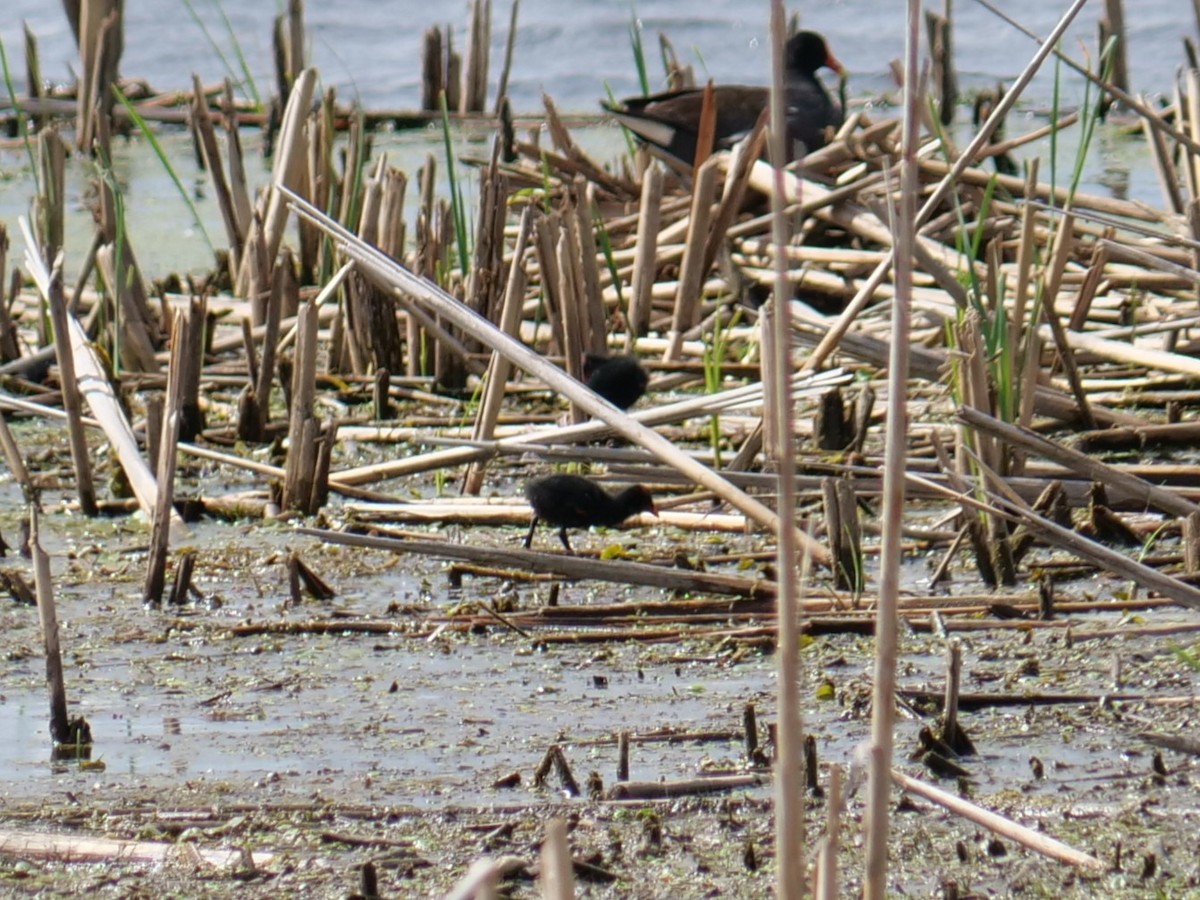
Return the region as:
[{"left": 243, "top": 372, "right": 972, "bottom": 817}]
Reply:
[
  {"left": 5, "top": 0, "right": 1200, "bottom": 891},
  {"left": 1, "top": 4, "right": 1200, "bottom": 631}
]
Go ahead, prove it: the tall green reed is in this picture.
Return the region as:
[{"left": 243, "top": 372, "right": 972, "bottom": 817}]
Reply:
[
  {"left": 628, "top": 8, "right": 649, "bottom": 96},
  {"left": 702, "top": 308, "right": 740, "bottom": 468},
  {"left": 0, "top": 35, "right": 39, "bottom": 194},
  {"left": 113, "top": 86, "right": 216, "bottom": 257},
  {"left": 439, "top": 91, "right": 471, "bottom": 281},
  {"left": 181, "top": 0, "right": 263, "bottom": 110}
]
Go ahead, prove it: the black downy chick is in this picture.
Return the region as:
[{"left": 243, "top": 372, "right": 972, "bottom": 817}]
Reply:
[{"left": 524, "top": 474, "right": 657, "bottom": 552}]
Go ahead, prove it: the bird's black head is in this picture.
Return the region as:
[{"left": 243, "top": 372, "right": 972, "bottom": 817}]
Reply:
[
  {"left": 786, "top": 31, "right": 843, "bottom": 77},
  {"left": 624, "top": 485, "right": 658, "bottom": 517}
]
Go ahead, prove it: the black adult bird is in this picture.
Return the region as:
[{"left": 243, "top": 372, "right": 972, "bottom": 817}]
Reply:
[
  {"left": 583, "top": 353, "right": 649, "bottom": 410},
  {"left": 602, "top": 30, "right": 844, "bottom": 166},
  {"left": 523, "top": 474, "right": 657, "bottom": 553}
]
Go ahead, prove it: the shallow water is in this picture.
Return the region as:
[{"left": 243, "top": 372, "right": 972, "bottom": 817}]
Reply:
[
  {"left": 0, "top": 0, "right": 1187, "bottom": 110},
  {"left": 0, "top": 2, "right": 1183, "bottom": 279},
  {"left": 0, "top": 435, "right": 1182, "bottom": 811}
]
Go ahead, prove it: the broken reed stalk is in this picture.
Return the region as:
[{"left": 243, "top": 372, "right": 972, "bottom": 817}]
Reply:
[
  {"left": 822, "top": 476, "right": 862, "bottom": 592},
  {"left": 463, "top": 207, "right": 532, "bottom": 495},
  {"left": 301, "top": 529, "right": 774, "bottom": 598},
  {"left": 906, "top": 467, "right": 1200, "bottom": 611},
  {"left": 925, "top": 4, "right": 957, "bottom": 126},
  {"left": 39, "top": 258, "right": 186, "bottom": 529},
  {"left": 864, "top": 2, "right": 920, "bottom": 895},
  {"left": 0, "top": 410, "right": 33, "bottom": 498},
  {"left": 177, "top": 295, "right": 208, "bottom": 441},
  {"left": 492, "top": 0, "right": 520, "bottom": 116},
  {"left": 765, "top": 3, "right": 805, "bottom": 897},
  {"left": 0, "top": 826, "right": 273, "bottom": 868},
  {"left": 540, "top": 818, "right": 575, "bottom": 900},
  {"left": 167, "top": 550, "right": 196, "bottom": 606},
  {"left": 1039, "top": 211, "right": 1097, "bottom": 430},
  {"left": 1037, "top": 320, "right": 1200, "bottom": 380},
  {"left": 663, "top": 156, "right": 718, "bottom": 361},
  {"left": 75, "top": 1, "right": 122, "bottom": 154},
  {"left": 957, "top": 406, "right": 1200, "bottom": 519},
  {"left": 30, "top": 505, "right": 74, "bottom": 747},
  {"left": 534, "top": 211, "right": 566, "bottom": 352},
  {"left": 285, "top": 0, "right": 306, "bottom": 95},
  {"left": 1013, "top": 159, "right": 1041, "bottom": 465},
  {"left": 815, "top": 763, "right": 843, "bottom": 900},
  {"left": 143, "top": 308, "right": 190, "bottom": 605},
  {"left": 236, "top": 67, "right": 316, "bottom": 297},
  {"left": 443, "top": 859, "right": 508, "bottom": 900},
  {"left": 238, "top": 253, "right": 287, "bottom": 441},
  {"left": 1141, "top": 104, "right": 1184, "bottom": 215},
  {"left": 891, "top": 770, "right": 1103, "bottom": 870},
  {"left": 420, "top": 28, "right": 444, "bottom": 113},
  {"left": 372, "top": 369, "right": 392, "bottom": 420},
  {"left": 282, "top": 187, "right": 831, "bottom": 567},
  {"left": 23, "top": 24, "right": 43, "bottom": 132},
  {"left": 460, "top": 0, "right": 492, "bottom": 114},
  {"left": 624, "top": 163, "right": 663, "bottom": 348},
  {"left": 606, "top": 774, "right": 760, "bottom": 800},
  {"left": 1099, "top": 0, "right": 1129, "bottom": 96},
  {"left": 328, "top": 366, "right": 844, "bottom": 487},
  {"left": 1186, "top": 513, "right": 1200, "bottom": 576},
  {"left": 221, "top": 80, "right": 253, "bottom": 254},
  {"left": 191, "top": 73, "right": 243, "bottom": 275},
  {"left": 555, "top": 223, "right": 586, "bottom": 423},
  {"left": 45, "top": 253, "right": 98, "bottom": 516},
  {"left": 940, "top": 639, "right": 963, "bottom": 750},
  {"left": 742, "top": 702, "right": 758, "bottom": 760},
  {"left": 551, "top": 745, "right": 580, "bottom": 796},
  {"left": 35, "top": 129, "right": 65, "bottom": 262},
  {"left": 0, "top": 237, "right": 22, "bottom": 363},
  {"left": 282, "top": 300, "right": 323, "bottom": 513},
  {"left": 571, "top": 179, "right": 607, "bottom": 357}
]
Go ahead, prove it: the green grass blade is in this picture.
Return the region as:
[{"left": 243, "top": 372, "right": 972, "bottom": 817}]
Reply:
[
  {"left": 629, "top": 7, "right": 649, "bottom": 96},
  {"left": 1065, "top": 38, "right": 1116, "bottom": 207},
  {"left": 593, "top": 208, "right": 623, "bottom": 309},
  {"left": 113, "top": 86, "right": 216, "bottom": 256},
  {"left": 1049, "top": 49, "right": 1061, "bottom": 210},
  {"left": 927, "top": 107, "right": 983, "bottom": 310},
  {"left": 181, "top": 0, "right": 263, "bottom": 111},
  {"left": 438, "top": 91, "right": 471, "bottom": 278},
  {"left": 0, "top": 34, "right": 39, "bottom": 194},
  {"left": 340, "top": 104, "right": 369, "bottom": 230}
]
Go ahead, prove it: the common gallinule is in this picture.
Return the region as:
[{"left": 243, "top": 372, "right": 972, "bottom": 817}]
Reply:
[
  {"left": 523, "top": 474, "right": 657, "bottom": 552},
  {"left": 603, "top": 30, "right": 844, "bottom": 166},
  {"left": 583, "top": 353, "right": 649, "bottom": 410}
]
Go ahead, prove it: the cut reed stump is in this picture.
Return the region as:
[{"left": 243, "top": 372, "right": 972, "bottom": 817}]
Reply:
[
  {"left": 143, "top": 306, "right": 192, "bottom": 604},
  {"left": 282, "top": 302, "right": 334, "bottom": 514}
]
